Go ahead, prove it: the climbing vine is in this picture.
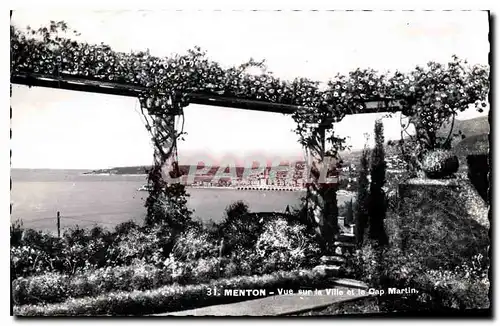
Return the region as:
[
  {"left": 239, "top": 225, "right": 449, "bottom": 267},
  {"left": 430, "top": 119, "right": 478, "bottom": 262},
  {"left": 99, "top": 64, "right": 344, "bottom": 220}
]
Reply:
[
  {"left": 11, "top": 20, "right": 489, "bottom": 230},
  {"left": 390, "top": 57, "right": 489, "bottom": 173}
]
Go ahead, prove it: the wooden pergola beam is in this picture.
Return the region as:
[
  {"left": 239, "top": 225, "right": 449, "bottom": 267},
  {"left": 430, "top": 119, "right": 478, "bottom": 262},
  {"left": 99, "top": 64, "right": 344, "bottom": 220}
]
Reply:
[
  {"left": 11, "top": 72, "right": 301, "bottom": 114},
  {"left": 11, "top": 72, "right": 145, "bottom": 98},
  {"left": 11, "top": 71, "right": 402, "bottom": 115}
]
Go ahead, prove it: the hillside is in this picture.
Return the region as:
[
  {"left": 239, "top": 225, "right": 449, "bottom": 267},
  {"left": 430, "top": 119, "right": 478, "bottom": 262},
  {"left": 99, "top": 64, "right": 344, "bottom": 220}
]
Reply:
[
  {"left": 438, "top": 116, "right": 489, "bottom": 144},
  {"left": 339, "top": 116, "right": 489, "bottom": 165},
  {"left": 83, "top": 166, "right": 150, "bottom": 175},
  {"left": 85, "top": 163, "right": 306, "bottom": 177},
  {"left": 447, "top": 116, "right": 489, "bottom": 136},
  {"left": 453, "top": 133, "right": 489, "bottom": 157}
]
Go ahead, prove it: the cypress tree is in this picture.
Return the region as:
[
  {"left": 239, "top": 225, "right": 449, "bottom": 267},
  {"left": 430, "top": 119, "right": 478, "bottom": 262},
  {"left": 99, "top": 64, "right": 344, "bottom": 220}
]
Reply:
[
  {"left": 345, "top": 199, "right": 354, "bottom": 226},
  {"left": 368, "top": 120, "right": 388, "bottom": 246},
  {"left": 355, "top": 146, "right": 370, "bottom": 246}
]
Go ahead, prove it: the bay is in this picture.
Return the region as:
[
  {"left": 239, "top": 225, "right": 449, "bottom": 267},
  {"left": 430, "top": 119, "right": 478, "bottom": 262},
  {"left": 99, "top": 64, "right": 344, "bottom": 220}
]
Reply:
[{"left": 10, "top": 169, "right": 351, "bottom": 234}]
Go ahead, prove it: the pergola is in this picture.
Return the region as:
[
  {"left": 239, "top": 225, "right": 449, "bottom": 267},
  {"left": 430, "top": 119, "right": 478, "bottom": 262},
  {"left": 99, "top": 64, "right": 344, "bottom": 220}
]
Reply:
[
  {"left": 11, "top": 69, "right": 403, "bottom": 244},
  {"left": 11, "top": 16, "right": 428, "bottom": 243}
]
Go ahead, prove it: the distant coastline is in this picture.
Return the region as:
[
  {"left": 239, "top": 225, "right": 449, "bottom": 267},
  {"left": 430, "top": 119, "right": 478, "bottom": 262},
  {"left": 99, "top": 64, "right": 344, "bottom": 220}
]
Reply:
[
  {"left": 81, "top": 163, "right": 307, "bottom": 176},
  {"left": 83, "top": 166, "right": 150, "bottom": 175},
  {"left": 88, "top": 173, "right": 148, "bottom": 176}
]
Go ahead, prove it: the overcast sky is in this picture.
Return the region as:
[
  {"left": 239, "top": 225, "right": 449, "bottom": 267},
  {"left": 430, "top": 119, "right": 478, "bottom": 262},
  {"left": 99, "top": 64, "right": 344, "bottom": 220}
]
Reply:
[{"left": 10, "top": 10, "right": 490, "bottom": 169}]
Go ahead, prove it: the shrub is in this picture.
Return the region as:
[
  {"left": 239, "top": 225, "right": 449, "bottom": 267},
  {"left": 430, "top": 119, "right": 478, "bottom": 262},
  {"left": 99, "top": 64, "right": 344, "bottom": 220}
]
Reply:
[
  {"left": 110, "top": 223, "right": 173, "bottom": 267},
  {"left": 20, "top": 228, "right": 65, "bottom": 259},
  {"left": 172, "top": 227, "right": 219, "bottom": 261},
  {"left": 60, "top": 226, "right": 116, "bottom": 272},
  {"left": 219, "top": 212, "right": 263, "bottom": 254},
  {"left": 190, "top": 257, "right": 220, "bottom": 283},
  {"left": 10, "top": 226, "right": 69, "bottom": 277},
  {"left": 202, "top": 219, "right": 224, "bottom": 241},
  {"left": 423, "top": 255, "right": 490, "bottom": 309},
  {"left": 114, "top": 221, "right": 140, "bottom": 236},
  {"left": 61, "top": 233, "right": 110, "bottom": 274},
  {"left": 11, "top": 222, "right": 175, "bottom": 278},
  {"left": 10, "top": 220, "right": 24, "bottom": 247},
  {"left": 12, "top": 261, "right": 175, "bottom": 305},
  {"left": 421, "top": 149, "right": 459, "bottom": 179},
  {"left": 11, "top": 225, "right": 116, "bottom": 277},
  {"left": 222, "top": 251, "right": 254, "bottom": 278},
  {"left": 348, "top": 241, "right": 489, "bottom": 311},
  {"left": 14, "top": 269, "right": 331, "bottom": 316},
  {"left": 11, "top": 245, "right": 54, "bottom": 278},
  {"left": 224, "top": 200, "right": 250, "bottom": 221}
]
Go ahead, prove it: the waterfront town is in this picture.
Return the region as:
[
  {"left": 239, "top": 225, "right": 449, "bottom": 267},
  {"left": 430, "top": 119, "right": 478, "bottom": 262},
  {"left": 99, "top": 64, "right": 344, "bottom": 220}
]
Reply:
[
  {"left": 174, "top": 151, "right": 407, "bottom": 191},
  {"left": 93, "top": 150, "right": 407, "bottom": 192}
]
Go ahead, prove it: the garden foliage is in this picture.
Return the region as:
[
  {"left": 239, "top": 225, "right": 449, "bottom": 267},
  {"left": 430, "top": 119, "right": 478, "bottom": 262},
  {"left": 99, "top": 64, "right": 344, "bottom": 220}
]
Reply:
[
  {"left": 14, "top": 269, "right": 330, "bottom": 316},
  {"left": 11, "top": 202, "right": 324, "bottom": 311},
  {"left": 345, "top": 208, "right": 490, "bottom": 311}
]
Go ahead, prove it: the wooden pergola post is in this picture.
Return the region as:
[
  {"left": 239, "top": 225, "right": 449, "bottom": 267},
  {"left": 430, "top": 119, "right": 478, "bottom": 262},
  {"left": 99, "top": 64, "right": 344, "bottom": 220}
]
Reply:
[{"left": 306, "top": 116, "right": 339, "bottom": 251}]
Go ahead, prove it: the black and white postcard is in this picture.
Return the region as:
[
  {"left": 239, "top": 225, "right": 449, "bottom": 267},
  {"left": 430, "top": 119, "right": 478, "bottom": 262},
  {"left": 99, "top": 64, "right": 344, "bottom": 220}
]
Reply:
[{"left": 9, "top": 9, "right": 491, "bottom": 317}]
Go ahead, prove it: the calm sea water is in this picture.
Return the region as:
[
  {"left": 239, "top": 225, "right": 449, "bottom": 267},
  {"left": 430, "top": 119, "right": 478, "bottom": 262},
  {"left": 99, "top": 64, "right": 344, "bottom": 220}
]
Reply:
[{"left": 10, "top": 169, "right": 351, "bottom": 234}]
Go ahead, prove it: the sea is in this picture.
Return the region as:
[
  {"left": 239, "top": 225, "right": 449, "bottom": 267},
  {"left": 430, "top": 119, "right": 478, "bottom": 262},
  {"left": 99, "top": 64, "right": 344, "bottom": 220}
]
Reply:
[{"left": 10, "top": 169, "right": 352, "bottom": 234}]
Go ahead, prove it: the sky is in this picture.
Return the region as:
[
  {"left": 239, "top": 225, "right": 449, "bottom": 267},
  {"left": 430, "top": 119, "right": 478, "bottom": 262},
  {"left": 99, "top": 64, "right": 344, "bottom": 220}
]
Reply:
[{"left": 10, "top": 10, "right": 490, "bottom": 169}]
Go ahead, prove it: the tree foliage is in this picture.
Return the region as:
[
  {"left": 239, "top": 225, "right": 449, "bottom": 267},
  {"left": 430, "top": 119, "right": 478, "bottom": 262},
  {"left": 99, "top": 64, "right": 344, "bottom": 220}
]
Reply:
[
  {"left": 395, "top": 57, "right": 489, "bottom": 151},
  {"left": 223, "top": 200, "right": 250, "bottom": 222},
  {"left": 355, "top": 146, "right": 370, "bottom": 246}
]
